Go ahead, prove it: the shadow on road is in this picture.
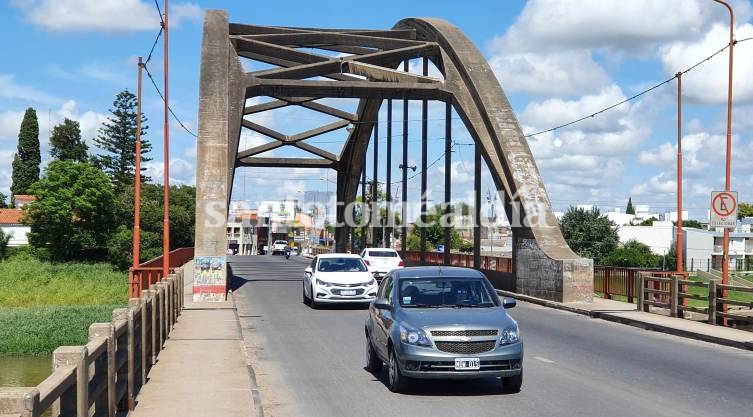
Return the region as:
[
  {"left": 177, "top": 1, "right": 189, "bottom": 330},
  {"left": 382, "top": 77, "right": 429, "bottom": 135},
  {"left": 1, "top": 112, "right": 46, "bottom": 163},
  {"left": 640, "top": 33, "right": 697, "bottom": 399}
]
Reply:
[{"left": 365, "top": 368, "right": 513, "bottom": 396}]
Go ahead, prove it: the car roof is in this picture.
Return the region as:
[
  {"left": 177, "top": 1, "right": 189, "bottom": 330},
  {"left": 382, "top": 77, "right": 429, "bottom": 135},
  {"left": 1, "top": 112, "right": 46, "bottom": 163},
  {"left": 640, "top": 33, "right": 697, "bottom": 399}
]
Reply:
[
  {"left": 392, "top": 266, "right": 485, "bottom": 280},
  {"left": 317, "top": 253, "right": 363, "bottom": 259}
]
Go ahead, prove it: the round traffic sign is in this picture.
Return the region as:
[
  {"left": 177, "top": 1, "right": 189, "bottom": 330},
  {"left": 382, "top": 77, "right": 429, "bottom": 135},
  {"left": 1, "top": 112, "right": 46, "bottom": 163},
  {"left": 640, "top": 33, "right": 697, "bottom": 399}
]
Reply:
[{"left": 712, "top": 191, "right": 737, "bottom": 217}]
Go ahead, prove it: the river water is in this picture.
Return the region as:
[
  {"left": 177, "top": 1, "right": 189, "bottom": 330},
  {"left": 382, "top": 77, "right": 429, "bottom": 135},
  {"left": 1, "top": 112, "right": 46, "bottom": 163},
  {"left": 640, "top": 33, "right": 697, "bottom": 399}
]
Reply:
[{"left": 0, "top": 356, "right": 52, "bottom": 387}]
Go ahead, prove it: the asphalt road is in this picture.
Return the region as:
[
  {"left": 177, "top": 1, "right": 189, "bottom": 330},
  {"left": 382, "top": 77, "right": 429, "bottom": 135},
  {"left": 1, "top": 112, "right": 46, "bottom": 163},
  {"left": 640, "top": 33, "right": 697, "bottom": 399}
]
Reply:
[{"left": 230, "top": 255, "right": 753, "bottom": 417}]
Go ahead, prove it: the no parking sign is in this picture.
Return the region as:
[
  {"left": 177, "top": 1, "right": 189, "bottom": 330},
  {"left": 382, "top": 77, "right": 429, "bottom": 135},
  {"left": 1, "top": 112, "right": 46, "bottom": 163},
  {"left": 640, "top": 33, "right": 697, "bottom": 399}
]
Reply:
[{"left": 709, "top": 191, "right": 737, "bottom": 228}]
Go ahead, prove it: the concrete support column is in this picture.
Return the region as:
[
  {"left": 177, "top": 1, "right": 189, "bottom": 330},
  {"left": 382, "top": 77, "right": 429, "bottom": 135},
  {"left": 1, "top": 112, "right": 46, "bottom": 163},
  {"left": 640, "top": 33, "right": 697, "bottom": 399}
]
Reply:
[{"left": 194, "top": 10, "right": 243, "bottom": 301}]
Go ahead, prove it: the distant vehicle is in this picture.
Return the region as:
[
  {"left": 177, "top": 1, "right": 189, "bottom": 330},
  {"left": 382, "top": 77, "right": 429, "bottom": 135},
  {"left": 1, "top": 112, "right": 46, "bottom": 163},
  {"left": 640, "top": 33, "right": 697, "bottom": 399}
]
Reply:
[
  {"left": 436, "top": 245, "right": 445, "bottom": 253},
  {"left": 364, "top": 266, "right": 523, "bottom": 393},
  {"left": 360, "top": 248, "right": 404, "bottom": 281},
  {"left": 302, "top": 254, "right": 378, "bottom": 308},
  {"left": 271, "top": 240, "right": 289, "bottom": 255}
]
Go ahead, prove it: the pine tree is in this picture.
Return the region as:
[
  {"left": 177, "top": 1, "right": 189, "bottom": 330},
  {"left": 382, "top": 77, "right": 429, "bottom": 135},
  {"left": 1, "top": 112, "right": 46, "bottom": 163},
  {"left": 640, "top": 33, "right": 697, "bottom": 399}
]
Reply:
[
  {"left": 11, "top": 107, "right": 41, "bottom": 196},
  {"left": 626, "top": 197, "right": 635, "bottom": 215},
  {"left": 92, "top": 90, "right": 151, "bottom": 188},
  {"left": 50, "top": 118, "right": 88, "bottom": 162}
]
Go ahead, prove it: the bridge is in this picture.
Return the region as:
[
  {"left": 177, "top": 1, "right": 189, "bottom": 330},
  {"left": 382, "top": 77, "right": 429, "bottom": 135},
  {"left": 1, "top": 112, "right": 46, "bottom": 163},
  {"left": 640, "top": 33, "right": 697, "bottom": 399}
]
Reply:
[{"left": 3, "top": 11, "right": 753, "bottom": 417}]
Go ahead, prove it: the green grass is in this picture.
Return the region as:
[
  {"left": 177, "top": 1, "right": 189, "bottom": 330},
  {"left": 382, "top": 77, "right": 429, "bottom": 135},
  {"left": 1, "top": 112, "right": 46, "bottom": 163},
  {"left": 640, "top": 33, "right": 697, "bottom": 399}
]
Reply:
[
  {"left": 0, "top": 305, "right": 122, "bottom": 356},
  {"left": 0, "top": 254, "right": 128, "bottom": 355},
  {"left": 0, "top": 254, "right": 128, "bottom": 308}
]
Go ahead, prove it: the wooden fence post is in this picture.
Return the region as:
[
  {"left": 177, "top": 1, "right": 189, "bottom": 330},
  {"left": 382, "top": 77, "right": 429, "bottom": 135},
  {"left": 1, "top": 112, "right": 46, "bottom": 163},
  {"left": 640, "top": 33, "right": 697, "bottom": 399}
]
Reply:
[
  {"left": 670, "top": 275, "right": 678, "bottom": 318},
  {"left": 637, "top": 273, "right": 645, "bottom": 312},
  {"left": 708, "top": 280, "right": 717, "bottom": 325}
]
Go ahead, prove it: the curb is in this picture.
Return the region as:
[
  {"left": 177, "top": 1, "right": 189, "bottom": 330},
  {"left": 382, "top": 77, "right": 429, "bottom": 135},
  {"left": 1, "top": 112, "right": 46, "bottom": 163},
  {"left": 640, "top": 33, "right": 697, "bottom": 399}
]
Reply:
[
  {"left": 497, "top": 290, "right": 753, "bottom": 352},
  {"left": 229, "top": 292, "right": 265, "bottom": 417}
]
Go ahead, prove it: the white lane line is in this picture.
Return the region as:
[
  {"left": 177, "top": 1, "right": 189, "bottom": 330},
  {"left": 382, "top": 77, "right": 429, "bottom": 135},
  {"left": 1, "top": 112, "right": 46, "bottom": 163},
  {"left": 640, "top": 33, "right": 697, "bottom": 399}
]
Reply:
[{"left": 534, "top": 356, "right": 556, "bottom": 364}]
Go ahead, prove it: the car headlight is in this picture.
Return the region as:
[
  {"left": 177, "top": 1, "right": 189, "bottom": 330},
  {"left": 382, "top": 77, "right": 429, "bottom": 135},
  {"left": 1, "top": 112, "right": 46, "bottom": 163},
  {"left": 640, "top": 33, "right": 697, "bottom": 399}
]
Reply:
[
  {"left": 399, "top": 325, "right": 432, "bottom": 347},
  {"left": 366, "top": 278, "right": 377, "bottom": 287},
  {"left": 315, "top": 278, "right": 332, "bottom": 287},
  {"left": 499, "top": 327, "right": 520, "bottom": 346}
]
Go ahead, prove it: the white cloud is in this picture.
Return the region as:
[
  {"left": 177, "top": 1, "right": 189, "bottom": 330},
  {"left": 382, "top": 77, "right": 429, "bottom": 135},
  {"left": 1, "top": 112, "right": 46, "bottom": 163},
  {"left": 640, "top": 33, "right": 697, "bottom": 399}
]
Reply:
[
  {"left": 659, "top": 23, "right": 753, "bottom": 105},
  {"left": 0, "top": 74, "right": 64, "bottom": 105},
  {"left": 17, "top": 0, "right": 200, "bottom": 32},
  {"left": 494, "top": 0, "right": 709, "bottom": 55},
  {"left": 630, "top": 172, "right": 677, "bottom": 197},
  {"left": 143, "top": 157, "right": 195, "bottom": 185},
  {"left": 489, "top": 50, "right": 611, "bottom": 96}
]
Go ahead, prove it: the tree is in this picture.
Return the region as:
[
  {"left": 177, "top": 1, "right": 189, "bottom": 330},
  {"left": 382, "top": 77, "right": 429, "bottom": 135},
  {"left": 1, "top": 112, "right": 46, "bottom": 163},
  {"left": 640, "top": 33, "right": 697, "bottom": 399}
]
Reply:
[
  {"left": 638, "top": 216, "right": 658, "bottom": 226},
  {"left": 0, "top": 192, "right": 8, "bottom": 209},
  {"left": 603, "top": 239, "right": 661, "bottom": 268},
  {"left": 738, "top": 202, "right": 753, "bottom": 219},
  {"left": 559, "top": 206, "right": 619, "bottom": 264},
  {"left": 25, "top": 161, "right": 115, "bottom": 260},
  {"left": 675, "top": 219, "right": 703, "bottom": 229},
  {"left": 410, "top": 205, "right": 461, "bottom": 249},
  {"left": 457, "top": 202, "right": 470, "bottom": 216},
  {"left": 50, "top": 118, "right": 88, "bottom": 162},
  {"left": 11, "top": 107, "right": 41, "bottom": 196},
  {"left": 92, "top": 90, "right": 151, "bottom": 188},
  {"left": 0, "top": 228, "right": 11, "bottom": 261},
  {"left": 625, "top": 197, "right": 635, "bottom": 215}
]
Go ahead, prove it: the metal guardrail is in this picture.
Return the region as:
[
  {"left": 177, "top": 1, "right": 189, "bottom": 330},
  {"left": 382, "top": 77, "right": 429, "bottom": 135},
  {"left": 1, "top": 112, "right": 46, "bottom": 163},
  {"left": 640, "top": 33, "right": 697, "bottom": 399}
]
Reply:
[
  {"left": 129, "top": 247, "right": 194, "bottom": 298},
  {"left": 0, "top": 269, "right": 185, "bottom": 417}
]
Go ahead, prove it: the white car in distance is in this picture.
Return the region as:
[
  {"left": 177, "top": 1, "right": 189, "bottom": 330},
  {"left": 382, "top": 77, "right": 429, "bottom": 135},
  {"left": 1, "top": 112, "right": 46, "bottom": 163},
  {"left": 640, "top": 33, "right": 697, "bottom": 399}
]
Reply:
[
  {"left": 360, "top": 248, "right": 405, "bottom": 281},
  {"left": 302, "top": 254, "right": 378, "bottom": 308}
]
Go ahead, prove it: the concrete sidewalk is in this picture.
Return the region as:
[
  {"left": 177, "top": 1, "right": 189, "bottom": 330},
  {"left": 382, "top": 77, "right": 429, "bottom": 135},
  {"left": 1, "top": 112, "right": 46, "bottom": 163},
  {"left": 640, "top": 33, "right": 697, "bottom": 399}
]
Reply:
[
  {"left": 128, "top": 262, "right": 258, "bottom": 417},
  {"left": 499, "top": 290, "right": 753, "bottom": 350}
]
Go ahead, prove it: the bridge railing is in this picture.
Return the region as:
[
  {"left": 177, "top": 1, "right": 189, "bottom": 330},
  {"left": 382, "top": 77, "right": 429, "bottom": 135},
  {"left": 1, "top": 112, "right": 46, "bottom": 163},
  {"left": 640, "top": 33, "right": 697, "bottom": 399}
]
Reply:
[
  {"left": 129, "top": 247, "right": 194, "bottom": 298},
  {"left": 403, "top": 251, "right": 513, "bottom": 272},
  {"left": 0, "top": 269, "right": 185, "bottom": 417}
]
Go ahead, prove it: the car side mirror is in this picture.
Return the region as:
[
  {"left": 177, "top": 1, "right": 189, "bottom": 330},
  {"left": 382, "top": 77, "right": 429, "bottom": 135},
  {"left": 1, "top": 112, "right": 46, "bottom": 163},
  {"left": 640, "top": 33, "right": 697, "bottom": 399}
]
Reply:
[
  {"left": 304, "top": 267, "right": 313, "bottom": 274},
  {"left": 373, "top": 297, "right": 392, "bottom": 311},
  {"left": 502, "top": 297, "right": 516, "bottom": 309}
]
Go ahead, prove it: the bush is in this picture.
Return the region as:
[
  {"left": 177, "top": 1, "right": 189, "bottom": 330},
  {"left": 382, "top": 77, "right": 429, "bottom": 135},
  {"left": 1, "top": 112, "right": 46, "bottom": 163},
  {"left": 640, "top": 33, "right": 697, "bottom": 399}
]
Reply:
[{"left": 458, "top": 242, "right": 474, "bottom": 253}]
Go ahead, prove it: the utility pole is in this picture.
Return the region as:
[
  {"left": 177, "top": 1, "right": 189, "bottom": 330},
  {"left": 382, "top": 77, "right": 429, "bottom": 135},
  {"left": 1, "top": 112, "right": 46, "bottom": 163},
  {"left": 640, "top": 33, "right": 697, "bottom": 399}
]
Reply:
[{"left": 161, "top": 0, "right": 171, "bottom": 278}]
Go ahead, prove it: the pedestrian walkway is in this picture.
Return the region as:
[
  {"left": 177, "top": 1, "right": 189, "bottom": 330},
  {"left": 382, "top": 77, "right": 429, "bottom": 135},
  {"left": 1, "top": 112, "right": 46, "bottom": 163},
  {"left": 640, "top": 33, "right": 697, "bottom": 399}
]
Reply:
[
  {"left": 499, "top": 290, "right": 753, "bottom": 350},
  {"left": 128, "top": 262, "right": 257, "bottom": 417}
]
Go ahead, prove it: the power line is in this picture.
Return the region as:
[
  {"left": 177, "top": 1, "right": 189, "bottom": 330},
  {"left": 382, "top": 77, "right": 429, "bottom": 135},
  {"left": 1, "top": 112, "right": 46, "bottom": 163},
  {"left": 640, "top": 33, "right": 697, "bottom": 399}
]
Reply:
[
  {"left": 142, "top": 63, "right": 198, "bottom": 138},
  {"left": 145, "top": 28, "right": 163, "bottom": 66},
  {"left": 525, "top": 37, "right": 752, "bottom": 138}
]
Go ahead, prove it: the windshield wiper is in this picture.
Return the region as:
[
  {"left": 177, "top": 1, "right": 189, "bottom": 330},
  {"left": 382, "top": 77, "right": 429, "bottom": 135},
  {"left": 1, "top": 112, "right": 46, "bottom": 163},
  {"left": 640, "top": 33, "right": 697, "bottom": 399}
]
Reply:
[{"left": 403, "top": 303, "right": 438, "bottom": 308}]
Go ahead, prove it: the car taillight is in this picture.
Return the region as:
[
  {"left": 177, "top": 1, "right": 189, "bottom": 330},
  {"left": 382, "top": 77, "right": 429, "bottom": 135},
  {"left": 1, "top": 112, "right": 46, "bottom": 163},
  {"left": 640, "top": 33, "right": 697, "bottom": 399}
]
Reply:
[
  {"left": 398, "top": 260, "right": 405, "bottom": 267},
  {"left": 364, "top": 260, "right": 370, "bottom": 266}
]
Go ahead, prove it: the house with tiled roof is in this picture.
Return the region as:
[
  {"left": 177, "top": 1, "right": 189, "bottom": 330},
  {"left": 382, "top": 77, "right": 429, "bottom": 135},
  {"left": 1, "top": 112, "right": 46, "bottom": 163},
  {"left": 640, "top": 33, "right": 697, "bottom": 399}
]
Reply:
[
  {"left": 13, "top": 194, "right": 36, "bottom": 209},
  {"left": 0, "top": 208, "right": 30, "bottom": 246}
]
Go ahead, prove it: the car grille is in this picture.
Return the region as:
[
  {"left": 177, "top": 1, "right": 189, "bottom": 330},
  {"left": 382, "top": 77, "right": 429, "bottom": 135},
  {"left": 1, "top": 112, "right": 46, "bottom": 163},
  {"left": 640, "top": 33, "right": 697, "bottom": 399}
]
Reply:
[
  {"left": 434, "top": 341, "right": 496, "bottom": 354},
  {"left": 332, "top": 288, "right": 365, "bottom": 296},
  {"left": 431, "top": 329, "right": 498, "bottom": 337},
  {"left": 335, "top": 283, "right": 370, "bottom": 288}
]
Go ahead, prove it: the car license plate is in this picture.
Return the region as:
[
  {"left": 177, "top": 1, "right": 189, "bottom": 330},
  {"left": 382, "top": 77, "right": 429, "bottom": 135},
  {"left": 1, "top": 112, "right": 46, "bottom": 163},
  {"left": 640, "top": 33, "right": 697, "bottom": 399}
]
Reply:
[
  {"left": 454, "top": 358, "right": 480, "bottom": 370},
  {"left": 341, "top": 289, "right": 356, "bottom": 296}
]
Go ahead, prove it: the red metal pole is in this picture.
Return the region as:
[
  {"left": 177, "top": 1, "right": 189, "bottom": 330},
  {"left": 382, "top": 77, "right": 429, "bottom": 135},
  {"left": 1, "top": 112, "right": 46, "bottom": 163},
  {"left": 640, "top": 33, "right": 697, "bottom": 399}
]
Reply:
[
  {"left": 713, "top": 0, "right": 734, "bottom": 322},
  {"left": 131, "top": 56, "right": 144, "bottom": 298},
  {"left": 162, "top": 0, "right": 171, "bottom": 278},
  {"left": 676, "top": 72, "right": 683, "bottom": 274}
]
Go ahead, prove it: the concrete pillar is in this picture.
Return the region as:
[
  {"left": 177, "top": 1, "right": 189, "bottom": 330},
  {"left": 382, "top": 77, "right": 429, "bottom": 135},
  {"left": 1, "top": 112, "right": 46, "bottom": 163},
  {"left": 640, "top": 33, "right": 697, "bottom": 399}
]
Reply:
[{"left": 194, "top": 10, "right": 244, "bottom": 301}]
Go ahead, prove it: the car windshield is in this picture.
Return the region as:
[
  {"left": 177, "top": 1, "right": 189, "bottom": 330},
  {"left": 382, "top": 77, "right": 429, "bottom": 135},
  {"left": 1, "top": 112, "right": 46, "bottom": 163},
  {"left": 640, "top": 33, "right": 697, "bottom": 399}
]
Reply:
[
  {"left": 318, "top": 257, "right": 368, "bottom": 272},
  {"left": 398, "top": 277, "right": 498, "bottom": 308},
  {"left": 368, "top": 250, "right": 398, "bottom": 258}
]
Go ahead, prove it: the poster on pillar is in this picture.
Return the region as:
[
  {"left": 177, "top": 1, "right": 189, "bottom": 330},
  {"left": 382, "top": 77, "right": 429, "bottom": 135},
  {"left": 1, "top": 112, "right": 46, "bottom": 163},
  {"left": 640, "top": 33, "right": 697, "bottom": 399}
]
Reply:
[{"left": 193, "top": 256, "right": 227, "bottom": 301}]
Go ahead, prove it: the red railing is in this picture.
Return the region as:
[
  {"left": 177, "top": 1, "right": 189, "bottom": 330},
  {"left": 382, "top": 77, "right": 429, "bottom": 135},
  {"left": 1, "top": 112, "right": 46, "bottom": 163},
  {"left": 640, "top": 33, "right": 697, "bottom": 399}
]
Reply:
[
  {"left": 129, "top": 247, "right": 195, "bottom": 298},
  {"left": 403, "top": 251, "right": 513, "bottom": 273}
]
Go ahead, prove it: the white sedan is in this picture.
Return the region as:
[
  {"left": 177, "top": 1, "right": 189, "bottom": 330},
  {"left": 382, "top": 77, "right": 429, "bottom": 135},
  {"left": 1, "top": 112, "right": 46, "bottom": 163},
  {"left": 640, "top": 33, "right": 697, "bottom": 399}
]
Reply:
[
  {"left": 360, "top": 248, "right": 405, "bottom": 280},
  {"left": 302, "top": 254, "right": 378, "bottom": 308}
]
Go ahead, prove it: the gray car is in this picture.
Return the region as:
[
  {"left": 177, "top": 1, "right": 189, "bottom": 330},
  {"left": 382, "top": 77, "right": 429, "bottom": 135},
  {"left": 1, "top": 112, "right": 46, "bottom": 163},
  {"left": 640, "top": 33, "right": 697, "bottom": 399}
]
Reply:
[{"left": 364, "top": 266, "right": 523, "bottom": 393}]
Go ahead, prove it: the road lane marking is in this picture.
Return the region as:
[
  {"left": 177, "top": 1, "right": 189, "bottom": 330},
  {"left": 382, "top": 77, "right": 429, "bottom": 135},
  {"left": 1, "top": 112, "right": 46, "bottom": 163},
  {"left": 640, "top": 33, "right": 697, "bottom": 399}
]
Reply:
[{"left": 534, "top": 356, "right": 556, "bottom": 364}]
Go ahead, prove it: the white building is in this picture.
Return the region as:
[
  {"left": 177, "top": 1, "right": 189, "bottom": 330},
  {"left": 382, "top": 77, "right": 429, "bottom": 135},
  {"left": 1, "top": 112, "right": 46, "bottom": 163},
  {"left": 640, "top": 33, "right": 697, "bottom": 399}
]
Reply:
[
  {"left": 661, "top": 211, "right": 689, "bottom": 222},
  {"left": 605, "top": 208, "right": 635, "bottom": 226},
  {"left": 618, "top": 221, "right": 674, "bottom": 255},
  {"left": 0, "top": 209, "right": 30, "bottom": 246},
  {"left": 682, "top": 227, "right": 753, "bottom": 271}
]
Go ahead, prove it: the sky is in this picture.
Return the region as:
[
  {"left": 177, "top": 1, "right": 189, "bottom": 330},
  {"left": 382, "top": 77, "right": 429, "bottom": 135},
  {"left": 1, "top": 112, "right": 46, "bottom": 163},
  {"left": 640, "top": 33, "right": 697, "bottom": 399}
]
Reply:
[{"left": 2, "top": 0, "right": 753, "bottom": 221}]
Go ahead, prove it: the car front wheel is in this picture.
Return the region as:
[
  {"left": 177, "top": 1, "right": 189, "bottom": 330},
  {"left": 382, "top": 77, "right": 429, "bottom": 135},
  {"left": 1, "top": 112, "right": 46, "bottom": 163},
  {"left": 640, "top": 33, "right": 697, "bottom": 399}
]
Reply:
[
  {"left": 364, "top": 334, "right": 382, "bottom": 373},
  {"left": 309, "top": 284, "right": 319, "bottom": 309},
  {"left": 387, "top": 347, "right": 408, "bottom": 393},
  {"left": 302, "top": 283, "right": 310, "bottom": 305}
]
